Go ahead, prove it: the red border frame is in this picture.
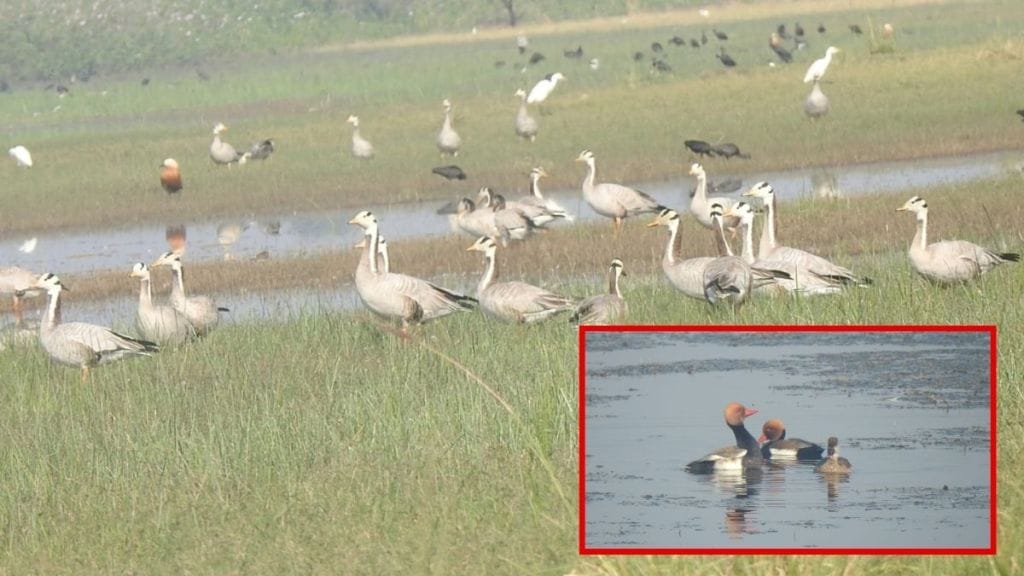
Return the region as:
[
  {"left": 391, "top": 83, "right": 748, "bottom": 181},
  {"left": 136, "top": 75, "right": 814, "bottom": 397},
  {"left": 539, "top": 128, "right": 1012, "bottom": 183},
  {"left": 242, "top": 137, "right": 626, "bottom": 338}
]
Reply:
[{"left": 578, "top": 324, "right": 997, "bottom": 555}]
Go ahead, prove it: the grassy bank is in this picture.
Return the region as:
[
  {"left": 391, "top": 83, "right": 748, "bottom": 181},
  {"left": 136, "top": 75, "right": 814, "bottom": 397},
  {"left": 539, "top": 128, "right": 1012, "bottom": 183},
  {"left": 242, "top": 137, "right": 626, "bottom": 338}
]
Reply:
[
  {"left": 2, "top": 0, "right": 1023, "bottom": 235},
  {"left": 0, "top": 177, "right": 1021, "bottom": 573}
]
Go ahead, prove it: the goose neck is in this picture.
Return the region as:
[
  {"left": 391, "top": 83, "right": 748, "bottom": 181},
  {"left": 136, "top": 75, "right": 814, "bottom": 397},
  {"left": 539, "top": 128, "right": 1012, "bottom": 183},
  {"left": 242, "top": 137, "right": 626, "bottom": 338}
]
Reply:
[{"left": 478, "top": 250, "right": 498, "bottom": 295}]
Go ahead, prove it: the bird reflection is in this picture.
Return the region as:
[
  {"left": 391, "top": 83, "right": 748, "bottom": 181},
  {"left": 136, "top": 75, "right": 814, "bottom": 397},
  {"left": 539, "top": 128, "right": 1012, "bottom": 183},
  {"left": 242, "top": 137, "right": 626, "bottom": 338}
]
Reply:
[
  {"left": 166, "top": 224, "right": 187, "bottom": 253},
  {"left": 811, "top": 171, "right": 841, "bottom": 199},
  {"left": 217, "top": 221, "right": 251, "bottom": 260},
  {"left": 725, "top": 507, "right": 755, "bottom": 539},
  {"left": 822, "top": 472, "right": 850, "bottom": 504}
]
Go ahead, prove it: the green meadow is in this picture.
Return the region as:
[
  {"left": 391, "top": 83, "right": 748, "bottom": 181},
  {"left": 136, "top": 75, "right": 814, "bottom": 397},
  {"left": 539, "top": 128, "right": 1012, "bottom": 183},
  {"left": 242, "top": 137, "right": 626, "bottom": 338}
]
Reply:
[{"left": 0, "top": 0, "right": 1022, "bottom": 573}]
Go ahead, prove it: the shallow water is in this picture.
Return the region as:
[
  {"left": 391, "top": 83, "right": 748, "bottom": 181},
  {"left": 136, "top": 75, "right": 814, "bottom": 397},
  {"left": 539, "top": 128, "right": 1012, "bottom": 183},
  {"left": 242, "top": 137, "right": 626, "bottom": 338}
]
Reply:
[
  {"left": 3, "top": 150, "right": 1018, "bottom": 276},
  {"left": 583, "top": 331, "right": 991, "bottom": 549}
]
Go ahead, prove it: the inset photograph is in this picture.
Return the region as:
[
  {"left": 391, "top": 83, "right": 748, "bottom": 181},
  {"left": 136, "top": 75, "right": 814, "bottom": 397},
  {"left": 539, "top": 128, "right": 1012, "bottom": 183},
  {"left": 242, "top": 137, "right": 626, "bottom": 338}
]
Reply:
[{"left": 580, "top": 327, "right": 994, "bottom": 553}]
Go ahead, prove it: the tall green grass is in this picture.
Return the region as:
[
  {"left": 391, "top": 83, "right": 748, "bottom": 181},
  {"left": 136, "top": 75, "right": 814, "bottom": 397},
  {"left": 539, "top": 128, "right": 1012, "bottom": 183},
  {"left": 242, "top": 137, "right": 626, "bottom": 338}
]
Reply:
[{"left": 0, "top": 183, "right": 1020, "bottom": 573}]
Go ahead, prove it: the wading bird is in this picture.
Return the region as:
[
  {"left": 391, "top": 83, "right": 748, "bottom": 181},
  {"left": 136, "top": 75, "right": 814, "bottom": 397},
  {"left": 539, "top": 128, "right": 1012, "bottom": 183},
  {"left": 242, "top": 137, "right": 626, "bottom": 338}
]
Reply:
[
  {"left": 8, "top": 145, "right": 32, "bottom": 167},
  {"left": 527, "top": 72, "right": 566, "bottom": 105},
  {"left": 803, "top": 46, "right": 840, "bottom": 83}
]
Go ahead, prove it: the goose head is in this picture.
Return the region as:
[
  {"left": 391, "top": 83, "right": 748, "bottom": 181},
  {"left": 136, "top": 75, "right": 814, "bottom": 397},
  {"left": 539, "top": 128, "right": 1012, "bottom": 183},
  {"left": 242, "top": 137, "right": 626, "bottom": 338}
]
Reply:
[
  {"left": 151, "top": 250, "right": 183, "bottom": 270},
  {"left": 346, "top": 115, "right": 360, "bottom": 127},
  {"left": 490, "top": 194, "right": 508, "bottom": 211},
  {"left": 825, "top": 46, "right": 840, "bottom": 57},
  {"left": 129, "top": 262, "right": 151, "bottom": 280},
  {"left": 742, "top": 181, "right": 774, "bottom": 199},
  {"left": 646, "top": 208, "right": 680, "bottom": 228},
  {"left": 609, "top": 258, "right": 626, "bottom": 278},
  {"left": 515, "top": 88, "right": 527, "bottom": 99},
  {"left": 530, "top": 167, "right": 549, "bottom": 180},
  {"left": 575, "top": 149, "right": 595, "bottom": 164},
  {"left": 725, "top": 201, "right": 756, "bottom": 226},
  {"left": 466, "top": 236, "right": 498, "bottom": 257},
  {"left": 456, "top": 198, "right": 476, "bottom": 215},
  {"left": 212, "top": 122, "right": 227, "bottom": 135},
  {"left": 476, "top": 186, "right": 494, "bottom": 206},
  {"left": 896, "top": 196, "right": 928, "bottom": 219},
  {"left": 161, "top": 158, "right": 179, "bottom": 169},
  {"left": 348, "top": 210, "right": 379, "bottom": 230},
  {"left": 442, "top": 99, "right": 452, "bottom": 112},
  {"left": 33, "top": 272, "right": 67, "bottom": 293},
  {"left": 688, "top": 163, "right": 705, "bottom": 177}
]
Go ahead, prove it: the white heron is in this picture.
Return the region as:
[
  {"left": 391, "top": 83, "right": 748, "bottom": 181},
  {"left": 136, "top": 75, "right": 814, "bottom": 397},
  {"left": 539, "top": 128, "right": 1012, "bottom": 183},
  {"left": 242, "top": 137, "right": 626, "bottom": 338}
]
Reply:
[
  {"left": 803, "top": 46, "right": 840, "bottom": 83},
  {"left": 527, "top": 72, "right": 566, "bottom": 104},
  {"left": 8, "top": 145, "right": 32, "bottom": 167}
]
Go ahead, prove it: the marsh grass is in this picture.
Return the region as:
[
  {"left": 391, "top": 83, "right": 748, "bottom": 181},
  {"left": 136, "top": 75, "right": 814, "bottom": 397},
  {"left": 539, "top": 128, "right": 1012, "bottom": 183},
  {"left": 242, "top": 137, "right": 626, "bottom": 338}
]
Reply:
[
  {"left": 1, "top": 176, "right": 1022, "bottom": 573},
  {"left": 2, "top": 2, "right": 1023, "bottom": 234}
]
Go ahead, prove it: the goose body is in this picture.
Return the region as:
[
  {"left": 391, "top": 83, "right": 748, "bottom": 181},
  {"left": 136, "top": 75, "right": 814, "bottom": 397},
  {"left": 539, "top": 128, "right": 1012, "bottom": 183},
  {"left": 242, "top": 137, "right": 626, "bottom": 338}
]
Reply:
[
  {"left": 647, "top": 209, "right": 716, "bottom": 300},
  {"left": 571, "top": 259, "right": 627, "bottom": 325},
  {"left": 576, "top": 150, "right": 665, "bottom": 234},
  {"left": 514, "top": 89, "right": 538, "bottom": 141},
  {"left": 804, "top": 80, "right": 830, "bottom": 119},
  {"left": 744, "top": 182, "right": 871, "bottom": 287},
  {"left": 151, "top": 252, "right": 227, "bottom": 336},
  {"left": 129, "top": 263, "right": 195, "bottom": 346},
  {"left": 466, "top": 237, "right": 574, "bottom": 323},
  {"left": 480, "top": 185, "right": 564, "bottom": 233},
  {"left": 688, "top": 163, "right": 738, "bottom": 230},
  {"left": 452, "top": 198, "right": 499, "bottom": 238},
  {"left": 803, "top": 46, "right": 840, "bottom": 83},
  {"left": 896, "top": 196, "right": 1019, "bottom": 283},
  {"left": 436, "top": 99, "right": 462, "bottom": 157},
  {"left": 210, "top": 123, "right": 241, "bottom": 165},
  {"left": 728, "top": 202, "right": 843, "bottom": 296},
  {"left": 159, "top": 158, "right": 183, "bottom": 193},
  {"left": 516, "top": 167, "right": 573, "bottom": 223},
  {"left": 347, "top": 115, "right": 375, "bottom": 159},
  {"left": 33, "top": 273, "right": 158, "bottom": 381},
  {"left": 703, "top": 204, "right": 789, "bottom": 308},
  {"left": 350, "top": 211, "right": 476, "bottom": 331}
]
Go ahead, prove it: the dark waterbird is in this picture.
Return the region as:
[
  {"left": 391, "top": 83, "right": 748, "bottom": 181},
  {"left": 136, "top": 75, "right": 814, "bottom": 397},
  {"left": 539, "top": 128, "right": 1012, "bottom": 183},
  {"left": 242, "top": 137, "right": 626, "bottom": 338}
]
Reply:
[
  {"left": 564, "top": 45, "right": 583, "bottom": 59},
  {"left": 716, "top": 47, "right": 737, "bottom": 68},
  {"left": 1016, "top": 109, "right": 1024, "bottom": 122},
  {"left": 777, "top": 24, "right": 789, "bottom": 39},
  {"left": 685, "top": 140, "right": 714, "bottom": 157},
  {"left": 669, "top": 35, "right": 685, "bottom": 46},
  {"left": 795, "top": 23, "right": 805, "bottom": 37},
  {"left": 712, "top": 143, "right": 750, "bottom": 159},
  {"left": 701, "top": 31, "right": 708, "bottom": 45},
  {"left": 689, "top": 38, "right": 700, "bottom": 48},
  {"left": 770, "top": 33, "right": 793, "bottom": 63},
  {"left": 651, "top": 59, "right": 672, "bottom": 73},
  {"left": 818, "top": 23, "right": 827, "bottom": 34},
  {"left": 432, "top": 165, "right": 466, "bottom": 180},
  {"left": 633, "top": 51, "right": 645, "bottom": 62},
  {"left": 529, "top": 52, "right": 545, "bottom": 65},
  {"left": 713, "top": 29, "right": 729, "bottom": 41},
  {"left": 651, "top": 41, "right": 663, "bottom": 53},
  {"left": 849, "top": 24, "right": 863, "bottom": 34}
]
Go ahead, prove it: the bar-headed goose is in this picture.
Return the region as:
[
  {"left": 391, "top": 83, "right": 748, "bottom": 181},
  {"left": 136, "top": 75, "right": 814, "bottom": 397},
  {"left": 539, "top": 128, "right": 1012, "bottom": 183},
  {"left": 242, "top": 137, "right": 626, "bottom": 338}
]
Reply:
[
  {"left": 570, "top": 259, "right": 628, "bottom": 325},
  {"left": 465, "top": 236, "right": 574, "bottom": 323},
  {"left": 576, "top": 149, "right": 665, "bottom": 235},
  {"left": 151, "top": 252, "right": 228, "bottom": 336},
  {"left": 129, "top": 263, "right": 196, "bottom": 346}
]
